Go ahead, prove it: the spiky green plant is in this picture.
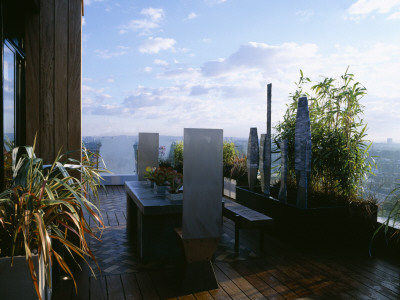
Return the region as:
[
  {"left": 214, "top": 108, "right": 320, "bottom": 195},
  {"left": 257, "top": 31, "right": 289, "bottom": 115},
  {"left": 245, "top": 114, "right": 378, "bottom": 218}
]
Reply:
[{"left": 0, "top": 141, "right": 105, "bottom": 300}]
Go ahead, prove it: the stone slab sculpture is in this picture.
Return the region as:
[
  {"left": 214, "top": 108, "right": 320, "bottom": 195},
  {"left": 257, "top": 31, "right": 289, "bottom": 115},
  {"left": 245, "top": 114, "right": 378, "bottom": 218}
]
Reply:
[
  {"left": 247, "top": 128, "right": 259, "bottom": 191},
  {"left": 182, "top": 128, "right": 223, "bottom": 239},
  {"left": 137, "top": 132, "right": 159, "bottom": 181},
  {"left": 263, "top": 83, "right": 272, "bottom": 196},
  {"left": 179, "top": 128, "right": 223, "bottom": 293},
  {"left": 259, "top": 134, "right": 266, "bottom": 193},
  {"left": 294, "top": 97, "right": 312, "bottom": 208},
  {"left": 278, "top": 139, "right": 288, "bottom": 202}
]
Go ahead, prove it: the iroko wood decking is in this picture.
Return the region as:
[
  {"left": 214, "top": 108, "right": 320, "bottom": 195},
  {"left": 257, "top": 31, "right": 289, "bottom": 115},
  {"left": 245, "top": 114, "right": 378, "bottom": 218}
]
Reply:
[{"left": 52, "top": 185, "right": 400, "bottom": 300}]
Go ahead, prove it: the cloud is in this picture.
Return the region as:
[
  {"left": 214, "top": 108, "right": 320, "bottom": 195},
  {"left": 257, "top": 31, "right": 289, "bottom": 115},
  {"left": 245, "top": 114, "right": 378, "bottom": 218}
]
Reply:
[
  {"left": 154, "top": 59, "right": 169, "bottom": 66},
  {"left": 185, "top": 12, "right": 198, "bottom": 20},
  {"left": 295, "top": 10, "right": 314, "bottom": 21},
  {"left": 201, "top": 42, "right": 319, "bottom": 77},
  {"left": 94, "top": 47, "right": 128, "bottom": 59},
  {"left": 143, "top": 66, "right": 152, "bottom": 73},
  {"left": 388, "top": 11, "right": 400, "bottom": 19},
  {"left": 138, "top": 37, "right": 176, "bottom": 54},
  {"left": 84, "top": 41, "right": 400, "bottom": 140},
  {"left": 347, "top": 0, "right": 400, "bottom": 16},
  {"left": 204, "top": 0, "right": 227, "bottom": 6},
  {"left": 85, "top": 0, "right": 104, "bottom": 5},
  {"left": 119, "top": 7, "right": 164, "bottom": 35},
  {"left": 82, "top": 85, "right": 112, "bottom": 108}
]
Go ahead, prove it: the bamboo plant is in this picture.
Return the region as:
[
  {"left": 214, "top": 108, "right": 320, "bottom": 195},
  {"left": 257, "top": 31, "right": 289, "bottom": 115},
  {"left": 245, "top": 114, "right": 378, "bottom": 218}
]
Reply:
[
  {"left": 274, "top": 68, "right": 375, "bottom": 204},
  {"left": 0, "top": 141, "right": 106, "bottom": 300}
]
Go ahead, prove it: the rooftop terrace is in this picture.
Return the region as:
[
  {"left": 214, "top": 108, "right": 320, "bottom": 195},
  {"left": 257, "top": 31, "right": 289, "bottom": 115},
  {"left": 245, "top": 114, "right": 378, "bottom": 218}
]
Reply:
[{"left": 51, "top": 185, "right": 400, "bottom": 300}]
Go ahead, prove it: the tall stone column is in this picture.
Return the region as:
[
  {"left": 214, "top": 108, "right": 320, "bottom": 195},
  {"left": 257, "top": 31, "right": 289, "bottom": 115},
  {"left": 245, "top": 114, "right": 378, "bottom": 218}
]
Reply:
[
  {"left": 295, "top": 97, "right": 312, "bottom": 208},
  {"left": 263, "top": 83, "right": 272, "bottom": 196},
  {"left": 247, "top": 128, "right": 259, "bottom": 191},
  {"left": 259, "top": 134, "right": 266, "bottom": 193},
  {"left": 278, "top": 139, "right": 288, "bottom": 202}
]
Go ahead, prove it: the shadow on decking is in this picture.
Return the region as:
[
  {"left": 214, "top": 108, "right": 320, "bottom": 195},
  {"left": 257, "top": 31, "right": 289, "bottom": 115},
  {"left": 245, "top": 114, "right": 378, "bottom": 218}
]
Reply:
[{"left": 52, "top": 185, "right": 400, "bottom": 300}]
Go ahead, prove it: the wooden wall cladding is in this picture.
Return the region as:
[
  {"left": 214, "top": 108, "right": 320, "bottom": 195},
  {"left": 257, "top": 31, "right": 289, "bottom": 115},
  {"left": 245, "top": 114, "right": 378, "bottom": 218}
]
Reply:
[{"left": 25, "top": 0, "right": 82, "bottom": 163}]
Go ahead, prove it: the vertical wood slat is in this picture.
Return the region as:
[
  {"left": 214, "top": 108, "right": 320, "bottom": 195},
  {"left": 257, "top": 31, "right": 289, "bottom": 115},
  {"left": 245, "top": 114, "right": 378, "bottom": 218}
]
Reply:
[
  {"left": 68, "top": 0, "right": 82, "bottom": 160},
  {"left": 39, "top": 0, "right": 55, "bottom": 163},
  {"left": 25, "top": 9, "right": 40, "bottom": 152},
  {"left": 54, "top": 0, "right": 69, "bottom": 154}
]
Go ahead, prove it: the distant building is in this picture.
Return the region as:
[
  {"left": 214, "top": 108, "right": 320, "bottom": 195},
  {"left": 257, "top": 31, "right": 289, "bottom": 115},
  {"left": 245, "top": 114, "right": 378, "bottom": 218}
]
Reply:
[{"left": 387, "top": 138, "right": 393, "bottom": 144}]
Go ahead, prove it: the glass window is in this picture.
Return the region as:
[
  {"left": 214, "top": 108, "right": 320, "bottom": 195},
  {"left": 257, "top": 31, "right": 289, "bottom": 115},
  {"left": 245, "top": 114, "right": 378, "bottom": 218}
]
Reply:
[{"left": 3, "top": 43, "right": 15, "bottom": 150}]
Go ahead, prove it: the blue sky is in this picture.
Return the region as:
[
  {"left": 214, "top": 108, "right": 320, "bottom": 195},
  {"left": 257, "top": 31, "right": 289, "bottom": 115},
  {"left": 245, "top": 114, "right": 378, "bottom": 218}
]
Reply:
[{"left": 82, "top": 0, "right": 400, "bottom": 141}]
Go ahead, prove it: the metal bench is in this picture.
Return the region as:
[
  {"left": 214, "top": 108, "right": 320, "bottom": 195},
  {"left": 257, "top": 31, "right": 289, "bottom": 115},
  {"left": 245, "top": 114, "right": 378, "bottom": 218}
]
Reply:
[{"left": 223, "top": 198, "right": 273, "bottom": 254}]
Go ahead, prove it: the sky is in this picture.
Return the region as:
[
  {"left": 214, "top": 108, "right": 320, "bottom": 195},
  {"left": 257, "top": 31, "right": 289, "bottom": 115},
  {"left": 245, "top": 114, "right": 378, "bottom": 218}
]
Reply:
[{"left": 82, "top": 0, "right": 400, "bottom": 142}]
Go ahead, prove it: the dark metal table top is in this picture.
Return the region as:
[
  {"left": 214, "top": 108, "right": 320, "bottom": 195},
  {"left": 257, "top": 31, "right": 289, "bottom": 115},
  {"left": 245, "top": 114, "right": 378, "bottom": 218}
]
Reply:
[{"left": 125, "top": 181, "right": 183, "bottom": 215}]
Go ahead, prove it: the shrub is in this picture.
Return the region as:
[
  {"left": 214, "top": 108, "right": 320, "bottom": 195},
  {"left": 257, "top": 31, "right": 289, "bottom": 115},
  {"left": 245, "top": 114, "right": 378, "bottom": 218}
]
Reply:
[
  {"left": 230, "top": 155, "right": 247, "bottom": 186},
  {"left": 172, "top": 141, "right": 184, "bottom": 173},
  {"left": 223, "top": 141, "right": 236, "bottom": 177},
  {"left": 274, "top": 68, "right": 375, "bottom": 202}
]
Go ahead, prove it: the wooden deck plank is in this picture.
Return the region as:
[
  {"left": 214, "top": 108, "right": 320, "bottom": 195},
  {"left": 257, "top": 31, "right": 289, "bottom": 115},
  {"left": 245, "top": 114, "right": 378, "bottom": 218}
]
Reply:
[
  {"left": 136, "top": 272, "right": 160, "bottom": 300},
  {"left": 224, "top": 220, "right": 363, "bottom": 299},
  {"left": 106, "top": 275, "right": 125, "bottom": 300},
  {"left": 90, "top": 276, "right": 108, "bottom": 300},
  {"left": 208, "top": 287, "right": 232, "bottom": 300},
  {"left": 216, "top": 262, "right": 267, "bottom": 300},
  {"left": 214, "top": 263, "right": 250, "bottom": 299},
  {"left": 256, "top": 232, "right": 368, "bottom": 299},
  {"left": 193, "top": 291, "right": 214, "bottom": 300},
  {"left": 178, "top": 295, "right": 196, "bottom": 300},
  {"left": 107, "top": 211, "right": 119, "bottom": 226},
  {"left": 259, "top": 234, "right": 377, "bottom": 300},
  {"left": 148, "top": 270, "right": 177, "bottom": 299},
  {"left": 336, "top": 255, "right": 400, "bottom": 297},
  {"left": 120, "top": 273, "right": 143, "bottom": 300},
  {"left": 116, "top": 211, "right": 127, "bottom": 226},
  {"left": 242, "top": 259, "right": 299, "bottom": 299},
  {"left": 230, "top": 261, "right": 285, "bottom": 300},
  {"left": 261, "top": 250, "right": 337, "bottom": 299}
]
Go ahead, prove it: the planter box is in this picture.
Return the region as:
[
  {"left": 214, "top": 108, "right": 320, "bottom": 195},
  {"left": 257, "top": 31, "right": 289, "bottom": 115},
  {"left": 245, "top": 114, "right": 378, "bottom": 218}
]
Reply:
[
  {"left": 0, "top": 255, "right": 52, "bottom": 300},
  {"left": 348, "top": 202, "right": 378, "bottom": 245},
  {"left": 223, "top": 177, "right": 236, "bottom": 199},
  {"left": 167, "top": 192, "right": 183, "bottom": 201},
  {"left": 236, "top": 186, "right": 348, "bottom": 241}
]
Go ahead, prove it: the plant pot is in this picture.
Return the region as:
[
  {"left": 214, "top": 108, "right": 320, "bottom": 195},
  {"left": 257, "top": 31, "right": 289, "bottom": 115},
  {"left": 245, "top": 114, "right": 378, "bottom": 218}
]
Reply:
[
  {"left": 146, "top": 179, "right": 154, "bottom": 187},
  {"left": 167, "top": 192, "right": 183, "bottom": 201},
  {"left": 154, "top": 183, "right": 169, "bottom": 195},
  {"left": 0, "top": 255, "right": 52, "bottom": 300}
]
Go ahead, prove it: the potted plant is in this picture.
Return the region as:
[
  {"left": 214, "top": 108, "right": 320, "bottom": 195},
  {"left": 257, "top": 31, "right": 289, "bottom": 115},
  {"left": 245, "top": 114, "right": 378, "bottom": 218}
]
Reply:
[
  {"left": 0, "top": 141, "right": 104, "bottom": 300},
  {"left": 167, "top": 170, "right": 183, "bottom": 201},
  {"left": 144, "top": 166, "right": 173, "bottom": 195}
]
